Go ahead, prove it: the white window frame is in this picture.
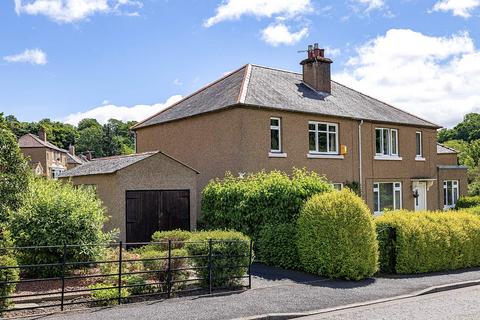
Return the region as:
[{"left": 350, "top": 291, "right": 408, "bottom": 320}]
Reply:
[
  {"left": 373, "top": 182, "right": 402, "bottom": 215},
  {"left": 308, "top": 121, "right": 339, "bottom": 155},
  {"left": 332, "top": 183, "right": 343, "bottom": 191},
  {"left": 375, "top": 128, "right": 399, "bottom": 157},
  {"left": 270, "top": 117, "right": 282, "bottom": 153},
  {"left": 443, "top": 180, "right": 459, "bottom": 209},
  {"left": 415, "top": 131, "right": 424, "bottom": 160}
]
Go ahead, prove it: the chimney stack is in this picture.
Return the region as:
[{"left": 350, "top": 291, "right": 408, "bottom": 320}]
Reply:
[
  {"left": 300, "top": 43, "right": 333, "bottom": 94},
  {"left": 68, "top": 145, "right": 76, "bottom": 156},
  {"left": 85, "top": 151, "right": 92, "bottom": 161},
  {"left": 38, "top": 127, "right": 47, "bottom": 142}
]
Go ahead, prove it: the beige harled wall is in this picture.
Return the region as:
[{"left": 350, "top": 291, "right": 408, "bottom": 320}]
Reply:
[
  {"left": 135, "top": 107, "right": 464, "bottom": 214},
  {"left": 64, "top": 152, "right": 198, "bottom": 242}
]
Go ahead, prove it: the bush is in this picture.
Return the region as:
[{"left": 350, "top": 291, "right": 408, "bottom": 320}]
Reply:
[
  {"left": 89, "top": 283, "right": 130, "bottom": 305},
  {"left": 376, "top": 210, "right": 480, "bottom": 274},
  {"left": 455, "top": 196, "right": 480, "bottom": 209},
  {"left": 201, "top": 169, "right": 332, "bottom": 264},
  {"left": 151, "top": 230, "right": 192, "bottom": 250},
  {"left": 297, "top": 189, "right": 378, "bottom": 280},
  {"left": 99, "top": 249, "right": 143, "bottom": 283},
  {"left": 257, "top": 223, "right": 300, "bottom": 269},
  {"left": 0, "top": 255, "right": 19, "bottom": 312},
  {"left": 8, "top": 177, "right": 115, "bottom": 277},
  {"left": 184, "top": 230, "right": 251, "bottom": 288},
  {"left": 124, "top": 275, "right": 151, "bottom": 295}
]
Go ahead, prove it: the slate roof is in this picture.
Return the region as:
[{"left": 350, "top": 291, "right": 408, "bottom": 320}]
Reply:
[
  {"left": 59, "top": 152, "right": 158, "bottom": 178},
  {"left": 67, "top": 153, "right": 88, "bottom": 165},
  {"left": 18, "top": 133, "right": 67, "bottom": 153},
  {"left": 437, "top": 143, "right": 458, "bottom": 154},
  {"left": 133, "top": 64, "right": 439, "bottom": 130},
  {"left": 59, "top": 151, "right": 199, "bottom": 178}
]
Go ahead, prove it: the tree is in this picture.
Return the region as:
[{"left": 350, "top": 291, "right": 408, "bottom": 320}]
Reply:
[
  {"left": 76, "top": 118, "right": 104, "bottom": 157},
  {"left": 0, "top": 114, "right": 30, "bottom": 224}
]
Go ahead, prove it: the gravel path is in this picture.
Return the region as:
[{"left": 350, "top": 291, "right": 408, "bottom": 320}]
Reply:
[{"left": 35, "top": 264, "right": 480, "bottom": 320}]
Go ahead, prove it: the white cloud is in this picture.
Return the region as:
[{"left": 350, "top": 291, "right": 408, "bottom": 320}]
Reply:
[
  {"left": 3, "top": 48, "right": 47, "bottom": 65},
  {"left": 335, "top": 29, "right": 480, "bottom": 127},
  {"left": 173, "top": 78, "right": 183, "bottom": 86},
  {"left": 261, "top": 22, "right": 308, "bottom": 46},
  {"left": 353, "top": 0, "right": 385, "bottom": 12},
  {"left": 432, "top": 0, "right": 480, "bottom": 18},
  {"left": 62, "top": 95, "right": 183, "bottom": 126},
  {"left": 204, "top": 0, "right": 312, "bottom": 27},
  {"left": 14, "top": 0, "right": 143, "bottom": 23}
]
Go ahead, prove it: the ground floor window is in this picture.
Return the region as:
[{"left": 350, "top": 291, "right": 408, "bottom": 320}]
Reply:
[
  {"left": 332, "top": 183, "right": 343, "bottom": 191},
  {"left": 373, "top": 182, "right": 402, "bottom": 214},
  {"left": 443, "top": 180, "right": 459, "bottom": 209}
]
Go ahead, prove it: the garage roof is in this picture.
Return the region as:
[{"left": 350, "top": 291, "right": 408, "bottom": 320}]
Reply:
[{"left": 59, "top": 151, "right": 199, "bottom": 178}]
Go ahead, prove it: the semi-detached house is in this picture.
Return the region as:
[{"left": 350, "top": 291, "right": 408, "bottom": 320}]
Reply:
[{"left": 132, "top": 45, "right": 467, "bottom": 215}]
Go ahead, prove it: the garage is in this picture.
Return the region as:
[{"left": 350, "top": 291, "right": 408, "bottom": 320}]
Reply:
[{"left": 59, "top": 151, "right": 199, "bottom": 242}]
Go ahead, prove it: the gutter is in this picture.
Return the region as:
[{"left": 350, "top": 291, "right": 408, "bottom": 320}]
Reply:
[{"left": 358, "top": 120, "right": 364, "bottom": 197}]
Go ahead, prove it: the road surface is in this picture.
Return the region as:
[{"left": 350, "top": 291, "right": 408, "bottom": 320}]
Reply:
[{"left": 300, "top": 285, "right": 480, "bottom": 320}]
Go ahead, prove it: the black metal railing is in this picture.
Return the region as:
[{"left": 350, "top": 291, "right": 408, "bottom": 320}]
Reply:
[{"left": 0, "top": 239, "right": 253, "bottom": 316}]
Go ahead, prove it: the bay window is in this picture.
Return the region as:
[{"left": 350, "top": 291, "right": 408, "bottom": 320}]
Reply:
[
  {"left": 373, "top": 182, "right": 402, "bottom": 214},
  {"left": 309, "top": 121, "right": 338, "bottom": 154},
  {"left": 443, "top": 180, "right": 459, "bottom": 209},
  {"left": 375, "top": 128, "right": 398, "bottom": 156}
]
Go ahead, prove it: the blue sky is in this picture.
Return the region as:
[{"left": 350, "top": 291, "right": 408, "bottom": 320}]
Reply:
[{"left": 1, "top": 0, "right": 480, "bottom": 127}]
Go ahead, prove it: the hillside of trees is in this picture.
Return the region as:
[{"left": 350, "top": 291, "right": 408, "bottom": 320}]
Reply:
[
  {"left": 3, "top": 114, "right": 137, "bottom": 158},
  {"left": 438, "top": 113, "right": 480, "bottom": 195}
]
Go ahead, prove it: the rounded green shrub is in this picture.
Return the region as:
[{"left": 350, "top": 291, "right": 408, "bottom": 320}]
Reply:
[
  {"left": 89, "top": 283, "right": 130, "bottom": 305},
  {"left": 297, "top": 189, "right": 378, "bottom": 280},
  {"left": 258, "top": 223, "right": 300, "bottom": 269},
  {"left": 9, "top": 177, "right": 115, "bottom": 277},
  {"left": 185, "top": 230, "right": 251, "bottom": 287}
]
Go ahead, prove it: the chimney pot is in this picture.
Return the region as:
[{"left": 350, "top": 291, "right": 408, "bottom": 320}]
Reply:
[
  {"left": 38, "top": 128, "right": 47, "bottom": 142},
  {"left": 86, "top": 151, "right": 92, "bottom": 161},
  {"left": 300, "top": 44, "right": 333, "bottom": 94}
]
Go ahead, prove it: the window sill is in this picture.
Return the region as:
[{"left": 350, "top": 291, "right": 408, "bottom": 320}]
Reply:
[
  {"left": 415, "top": 156, "right": 426, "bottom": 162},
  {"left": 374, "top": 155, "right": 403, "bottom": 161},
  {"left": 307, "top": 153, "right": 345, "bottom": 159},
  {"left": 269, "top": 152, "right": 287, "bottom": 158}
]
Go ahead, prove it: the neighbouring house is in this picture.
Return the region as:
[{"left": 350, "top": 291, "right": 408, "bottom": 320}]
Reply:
[
  {"left": 59, "top": 151, "right": 199, "bottom": 242},
  {"left": 19, "top": 129, "right": 68, "bottom": 179},
  {"left": 18, "top": 128, "right": 87, "bottom": 179},
  {"left": 130, "top": 44, "right": 467, "bottom": 216}
]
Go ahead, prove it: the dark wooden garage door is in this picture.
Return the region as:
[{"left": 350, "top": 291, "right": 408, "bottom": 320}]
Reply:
[{"left": 126, "top": 190, "right": 190, "bottom": 243}]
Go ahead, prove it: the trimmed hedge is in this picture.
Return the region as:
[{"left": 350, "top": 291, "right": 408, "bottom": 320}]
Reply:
[
  {"left": 151, "top": 229, "right": 192, "bottom": 250},
  {"left": 201, "top": 169, "right": 332, "bottom": 267},
  {"left": 297, "top": 189, "right": 378, "bottom": 280},
  {"left": 376, "top": 210, "right": 480, "bottom": 274},
  {"left": 455, "top": 196, "right": 480, "bottom": 209},
  {"left": 0, "top": 255, "right": 19, "bottom": 312},
  {"left": 184, "top": 230, "right": 251, "bottom": 287},
  {"left": 257, "top": 223, "right": 300, "bottom": 269}
]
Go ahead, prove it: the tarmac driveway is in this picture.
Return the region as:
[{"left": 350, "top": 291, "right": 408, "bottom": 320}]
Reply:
[{"left": 42, "top": 263, "right": 480, "bottom": 320}]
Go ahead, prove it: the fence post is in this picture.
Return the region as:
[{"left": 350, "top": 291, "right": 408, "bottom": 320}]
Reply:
[
  {"left": 118, "top": 241, "right": 123, "bottom": 305},
  {"left": 60, "top": 244, "right": 67, "bottom": 311},
  {"left": 208, "top": 239, "right": 213, "bottom": 294},
  {"left": 167, "top": 240, "right": 172, "bottom": 299},
  {"left": 248, "top": 240, "right": 253, "bottom": 289}
]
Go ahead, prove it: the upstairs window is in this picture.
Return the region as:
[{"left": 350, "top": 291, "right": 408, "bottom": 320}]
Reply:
[
  {"left": 309, "top": 121, "right": 338, "bottom": 154},
  {"left": 416, "top": 131, "right": 423, "bottom": 158},
  {"left": 270, "top": 117, "right": 282, "bottom": 152},
  {"left": 375, "top": 128, "right": 398, "bottom": 156}
]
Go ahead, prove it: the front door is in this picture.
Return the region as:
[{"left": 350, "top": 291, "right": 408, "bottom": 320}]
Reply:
[{"left": 414, "top": 182, "right": 427, "bottom": 211}]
